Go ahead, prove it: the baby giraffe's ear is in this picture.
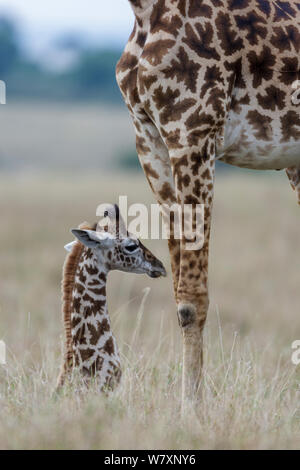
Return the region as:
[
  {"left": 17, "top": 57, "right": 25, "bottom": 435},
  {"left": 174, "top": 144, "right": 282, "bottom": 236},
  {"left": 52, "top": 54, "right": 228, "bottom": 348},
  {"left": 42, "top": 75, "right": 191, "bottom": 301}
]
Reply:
[
  {"left": 71, "top": 229, "right": 100, "bottom": 249},
  {"left": 64, "top": 241, "right": 77, "bottom": 252},
  {"left": 71, "top": 229, "right": 114, "bottom": 249}
]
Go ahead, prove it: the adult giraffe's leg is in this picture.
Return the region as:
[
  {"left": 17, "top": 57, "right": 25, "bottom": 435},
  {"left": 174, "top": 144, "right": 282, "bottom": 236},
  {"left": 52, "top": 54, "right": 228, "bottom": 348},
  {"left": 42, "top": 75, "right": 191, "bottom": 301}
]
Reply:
[
  {"left": 132, "top": 113, "right": 180, "bottom": 296},
  {"left": 117, "top": 32, "right": 234, "bottom": 402},
  {"left": 133, "top": 116, "right": 215, "bottom": 404},
  {"left": 286, "top": 167, "right": 300, "bottom": 205},
  {"left": 170, "top": 137, "right": 215, "bottom": 404}
]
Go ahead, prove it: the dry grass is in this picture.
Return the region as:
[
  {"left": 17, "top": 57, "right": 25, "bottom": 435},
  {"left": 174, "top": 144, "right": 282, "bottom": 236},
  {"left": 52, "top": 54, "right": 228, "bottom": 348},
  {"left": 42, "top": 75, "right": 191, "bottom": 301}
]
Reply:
[{"left": 0, "top": 170, "right": 299, "bottom": 450}]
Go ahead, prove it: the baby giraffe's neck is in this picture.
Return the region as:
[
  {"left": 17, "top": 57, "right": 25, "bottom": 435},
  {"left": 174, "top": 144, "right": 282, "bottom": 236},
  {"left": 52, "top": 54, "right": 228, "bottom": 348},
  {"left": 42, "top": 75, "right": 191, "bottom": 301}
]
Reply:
[{"left": 71, "top": 247, "right": 121, "bottom": 390}]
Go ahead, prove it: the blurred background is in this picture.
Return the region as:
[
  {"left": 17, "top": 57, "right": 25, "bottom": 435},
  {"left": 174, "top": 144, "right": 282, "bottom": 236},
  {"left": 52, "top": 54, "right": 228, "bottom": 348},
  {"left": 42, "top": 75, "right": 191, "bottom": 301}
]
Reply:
[{"left": 0, "top": 0, "right": 139, "bottom": 171}]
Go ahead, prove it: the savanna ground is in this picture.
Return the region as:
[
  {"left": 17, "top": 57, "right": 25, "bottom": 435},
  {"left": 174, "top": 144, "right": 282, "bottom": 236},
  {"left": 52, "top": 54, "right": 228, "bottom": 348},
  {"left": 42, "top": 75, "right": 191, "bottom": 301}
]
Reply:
[{"left": 0, "top": 105, "right": 299, "bottom": 449}]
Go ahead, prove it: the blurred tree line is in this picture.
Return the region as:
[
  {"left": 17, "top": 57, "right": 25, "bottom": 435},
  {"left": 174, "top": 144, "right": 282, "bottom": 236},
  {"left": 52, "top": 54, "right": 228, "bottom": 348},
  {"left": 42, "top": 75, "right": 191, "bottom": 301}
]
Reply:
[
  {"left": 0, "top": 16, "right": 234, "bottom": 172},
  {"left": 0, "top": 16, "right": 123, "bottom": 103}
]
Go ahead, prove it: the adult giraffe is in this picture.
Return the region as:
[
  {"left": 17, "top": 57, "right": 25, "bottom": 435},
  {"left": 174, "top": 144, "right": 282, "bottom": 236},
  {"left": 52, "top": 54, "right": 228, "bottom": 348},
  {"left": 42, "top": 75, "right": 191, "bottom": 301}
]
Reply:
[{"left": 116, "top": 0, "right": 300, "bottom": 403}]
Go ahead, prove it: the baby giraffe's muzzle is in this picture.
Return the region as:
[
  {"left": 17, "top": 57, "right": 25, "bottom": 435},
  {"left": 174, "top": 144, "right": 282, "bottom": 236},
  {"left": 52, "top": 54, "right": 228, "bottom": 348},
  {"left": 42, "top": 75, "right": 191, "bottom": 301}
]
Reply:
[{"left": 149, "top": 260, "right": 167, "bottom": 278}]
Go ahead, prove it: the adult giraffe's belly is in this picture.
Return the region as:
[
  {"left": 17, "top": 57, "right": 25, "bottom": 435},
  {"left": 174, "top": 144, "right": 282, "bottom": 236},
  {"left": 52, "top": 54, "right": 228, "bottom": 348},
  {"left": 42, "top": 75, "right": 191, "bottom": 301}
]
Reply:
[
  {"left": 217, "top": 115, "right": 300, "bottom": 170},
  {"left": 216, "top": 70, "right": 300, "bottom": 170}
]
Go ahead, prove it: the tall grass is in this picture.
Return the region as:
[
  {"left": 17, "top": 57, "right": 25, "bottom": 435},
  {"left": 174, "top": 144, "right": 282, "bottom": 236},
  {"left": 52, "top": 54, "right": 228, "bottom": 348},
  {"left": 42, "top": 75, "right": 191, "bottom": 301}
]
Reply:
[{"left": 0, "top": 172, "right": 299, "bottom": 449}]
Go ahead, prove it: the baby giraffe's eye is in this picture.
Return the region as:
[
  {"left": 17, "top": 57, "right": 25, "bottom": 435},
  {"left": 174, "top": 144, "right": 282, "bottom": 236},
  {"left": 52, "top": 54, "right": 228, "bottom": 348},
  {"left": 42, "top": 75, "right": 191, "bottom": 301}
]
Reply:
[{"left": 124, "top": 244, "right": 139, "bottom": 253}]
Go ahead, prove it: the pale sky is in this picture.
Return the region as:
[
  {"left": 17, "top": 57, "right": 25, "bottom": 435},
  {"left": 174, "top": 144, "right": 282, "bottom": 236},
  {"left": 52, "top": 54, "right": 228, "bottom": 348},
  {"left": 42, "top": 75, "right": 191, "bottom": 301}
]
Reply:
[{"left": 0, "top": 0, "right": 134, "bottom": 54}]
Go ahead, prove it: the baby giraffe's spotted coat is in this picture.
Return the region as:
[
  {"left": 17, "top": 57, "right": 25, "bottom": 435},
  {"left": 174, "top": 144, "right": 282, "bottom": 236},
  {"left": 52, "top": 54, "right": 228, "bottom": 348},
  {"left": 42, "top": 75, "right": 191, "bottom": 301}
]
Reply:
[{"left": 57, "top": 206, "right": 166, "bottom": 391}]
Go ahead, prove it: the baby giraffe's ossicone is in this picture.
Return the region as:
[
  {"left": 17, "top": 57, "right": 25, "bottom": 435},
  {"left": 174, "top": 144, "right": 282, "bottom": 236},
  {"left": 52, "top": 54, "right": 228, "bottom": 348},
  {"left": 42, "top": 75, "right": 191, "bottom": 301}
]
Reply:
[{"left": 57, "top": 205, "right": 166, "bottom": 392}]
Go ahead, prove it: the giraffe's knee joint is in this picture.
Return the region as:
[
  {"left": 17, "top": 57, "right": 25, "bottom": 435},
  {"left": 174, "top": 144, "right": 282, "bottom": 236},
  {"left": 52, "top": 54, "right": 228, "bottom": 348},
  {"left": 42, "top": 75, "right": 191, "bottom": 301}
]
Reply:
[{"left": 178, "top": 303, "right": 197, "bottom": 328}]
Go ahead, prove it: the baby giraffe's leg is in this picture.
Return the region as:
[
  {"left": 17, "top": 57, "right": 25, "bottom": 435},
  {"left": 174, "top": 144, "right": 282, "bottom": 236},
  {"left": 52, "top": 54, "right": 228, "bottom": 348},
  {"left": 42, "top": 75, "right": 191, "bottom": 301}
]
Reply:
[
  {"left": 286, "top": 167, "right": 300, "bottom": 205},
  {"left": 133, "top": 113, "right": 180, "bottom": 296}
]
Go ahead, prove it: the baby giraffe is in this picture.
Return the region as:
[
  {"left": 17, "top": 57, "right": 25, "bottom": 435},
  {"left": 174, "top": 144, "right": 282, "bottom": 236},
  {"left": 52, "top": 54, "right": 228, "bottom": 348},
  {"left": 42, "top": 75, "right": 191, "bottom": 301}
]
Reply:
[{"left": 57, "top": 205, "right": 166, "bottom": 392}]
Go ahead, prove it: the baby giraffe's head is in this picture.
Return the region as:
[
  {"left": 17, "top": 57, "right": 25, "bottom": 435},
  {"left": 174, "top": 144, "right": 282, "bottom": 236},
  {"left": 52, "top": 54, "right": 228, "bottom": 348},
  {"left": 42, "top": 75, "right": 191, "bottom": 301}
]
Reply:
[{"left": 67, "top": 205, "right": 166, "bottom": 279}]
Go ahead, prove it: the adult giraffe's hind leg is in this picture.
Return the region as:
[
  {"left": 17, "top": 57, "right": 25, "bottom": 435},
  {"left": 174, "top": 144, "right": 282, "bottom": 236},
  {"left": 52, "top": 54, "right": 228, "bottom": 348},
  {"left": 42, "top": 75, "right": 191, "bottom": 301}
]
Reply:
[{"left": 286, "top": 167, "right": 300, "bottom": 205}]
